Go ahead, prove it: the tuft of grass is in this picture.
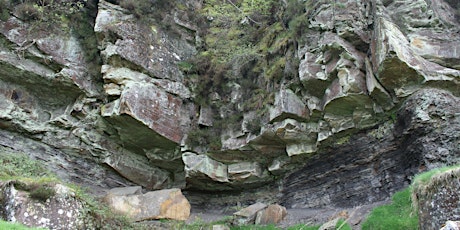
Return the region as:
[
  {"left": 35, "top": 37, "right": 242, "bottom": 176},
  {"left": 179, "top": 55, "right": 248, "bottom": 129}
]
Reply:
[
  {"left": 411, "top": 165, "right": 460, "bottom": 186},
  {"left": 0, "top": 150, "right": 55, "bottom": 181},
  {"left": 361, "top": 188, "right": 418, "bottom": 230},
  {"left": 0, "top": 220, "right": 46, "bottom": 230}
]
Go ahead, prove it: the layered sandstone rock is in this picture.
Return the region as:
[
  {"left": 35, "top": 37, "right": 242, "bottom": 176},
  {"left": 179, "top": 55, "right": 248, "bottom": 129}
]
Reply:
[{"left": 0, "top": 0, "right": 458, "bottom": 215}]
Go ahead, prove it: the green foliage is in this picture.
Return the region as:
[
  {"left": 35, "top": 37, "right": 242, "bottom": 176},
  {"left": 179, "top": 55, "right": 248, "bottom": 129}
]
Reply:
[
  {"left": 0, "top": 0, "right": 11, "bottom": 21},
  {"left": 177, "top": 61, "right": 195, "bottom": 74},
  {"left": 0, "top": 220, "right": 46, "bottom": 230},
  {"left": 186, "top": 126, "right": 222, "bottom": 151},
  {"left": 361, "top": 188, "right": 418, "bottom": 230},
  {"left": 68, "top": 4, "right": 101, "bottom": 75},
  {"left": 0, "top": 150, "right": 53, "bottom": 180},
  {"left": 28, "top": 184, "right": 56, "bottom": 202},
  {"left": 13, "top": 0, "right": 87, "bottom": 22},
  {"left": 119, "top": 0, "right": 171, "bottom": 20}
]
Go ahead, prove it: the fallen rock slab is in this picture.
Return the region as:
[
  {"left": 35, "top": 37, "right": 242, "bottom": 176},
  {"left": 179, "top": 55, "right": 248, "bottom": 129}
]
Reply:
[
  {"left": 233, "top": 202, "right": 268, "bottom": 225},
  {"left": 255, "top": 204, "right": 287, "bottom": 225},
  {"left": 104, "top": 188, "right": 190, "bottom": 221}
]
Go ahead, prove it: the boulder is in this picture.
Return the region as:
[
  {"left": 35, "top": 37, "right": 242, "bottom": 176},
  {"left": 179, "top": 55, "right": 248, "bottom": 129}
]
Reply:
[
  {"left": 318, "top": 217, "right": 341, "bottom": 230},
  {"left": 413, "top": 168, "right": 460, "bottom": 230},
  {"left": 440, "top": 221, "right": 460, "bottom": 230},
  {"left": 269, "top": 89, "right": 309, "bottom": 123},
  {"left": 104, "top": 188, "right": 190, "bottom": 221},
  {"left": 233, "top": 202, "right": 267, "bottom": 225},
  {"left": 255, "top": 204, "right": 287, "bottom": 225},
  {"left": 0, "top": 181, "right": 85, "bottom": 230},
  {"left": 212, "top": 224, "right": 231, "bottom": 230}
]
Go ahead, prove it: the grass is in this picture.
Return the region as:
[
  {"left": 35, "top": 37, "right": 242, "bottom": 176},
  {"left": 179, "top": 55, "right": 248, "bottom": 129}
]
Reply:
[
  {"left": 0, "top": 150, "right": 55, "bottom": 181},
  {"left": 0, "top": 220, "right": 46, "bottom": 230},
  {"left": 411, "top": 165, "right": 460, "bottom": 187},
  {"left": 361, "top": 165, "right": 460, "bottom": 230},
  {"left": 361, "top": 188, "right": 418, "bottom": 230}
]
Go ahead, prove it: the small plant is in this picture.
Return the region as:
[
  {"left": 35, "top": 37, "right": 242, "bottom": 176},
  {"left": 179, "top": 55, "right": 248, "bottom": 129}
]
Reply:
[{"left": 29, "top": 184, "right": 56, "bottom": 202}]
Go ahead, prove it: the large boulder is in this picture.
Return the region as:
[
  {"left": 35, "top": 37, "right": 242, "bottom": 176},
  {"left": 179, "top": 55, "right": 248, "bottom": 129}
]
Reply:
[
  {"left": 233, "top": 202, "right": 267, "bottom": 225},
  {"left": 0, "top": 181, "right": 86, "bottom": 230},
  {"left": 255, "top": 204, "right": 287, "bottom": 225},
  {"left": 104, "top": 187, "right": 191, "bottom": 221},
  {"left": 413, "top": 168, "right": 460, "bottom": 230}
]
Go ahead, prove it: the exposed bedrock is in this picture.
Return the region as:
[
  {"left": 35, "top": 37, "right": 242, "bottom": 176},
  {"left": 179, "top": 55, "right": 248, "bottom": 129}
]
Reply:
[
  {"left": 281, "top": 88, "right": 460, "bottom": 208},
  {"left": 0, "top": 0, "right": 459, "bottom": 211}
]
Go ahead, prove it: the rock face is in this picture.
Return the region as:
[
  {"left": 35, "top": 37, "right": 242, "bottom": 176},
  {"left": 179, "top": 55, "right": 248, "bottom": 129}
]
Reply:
[
  {"left": 104, "top": 187, "right": 191, "bottom": 221},
  {"left": 413, "top": 168, "right": 460, "bottom": 230},
  {"left": 0, "top": 0, "right": 459, "bottom": 217},
  {"left": 0, "top": 181, "right": 86, "bottom": 230},
  {"left": 282, "top": 88, "right": 460, "bottom": 208}
]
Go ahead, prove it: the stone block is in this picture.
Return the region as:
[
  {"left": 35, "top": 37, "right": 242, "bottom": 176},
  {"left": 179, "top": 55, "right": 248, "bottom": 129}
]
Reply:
[
  {"left": 104, "top": 188, "right": 191, "bottom": 221},
  {"left": 255, "top": 204, "right": 287, "bottom": 225}
]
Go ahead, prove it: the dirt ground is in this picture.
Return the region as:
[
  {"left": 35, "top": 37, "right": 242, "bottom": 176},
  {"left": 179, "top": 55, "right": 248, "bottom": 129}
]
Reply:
[{"left": 186, "top": 200, "right": 389, "bottom": 229}]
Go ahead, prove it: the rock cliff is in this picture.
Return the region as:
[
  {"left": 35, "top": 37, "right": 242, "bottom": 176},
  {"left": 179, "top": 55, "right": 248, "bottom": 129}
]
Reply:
[{"left": 0, "top": 0, "right": 458, "bottom": 210}]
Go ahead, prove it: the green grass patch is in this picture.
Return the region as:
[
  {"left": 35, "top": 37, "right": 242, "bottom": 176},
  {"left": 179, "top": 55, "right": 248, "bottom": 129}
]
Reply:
[
  {"left": 361, "top": 188, "right": 418, "bottom": 230},
  {"left": 0, "top": 220, "right": 46, "bottom": 230},
  {"left": 411, "top": 165, "right": 460, "bottom": 187},
  {"left": 0, "top": 149, "right": 56, "bottom": 181}
]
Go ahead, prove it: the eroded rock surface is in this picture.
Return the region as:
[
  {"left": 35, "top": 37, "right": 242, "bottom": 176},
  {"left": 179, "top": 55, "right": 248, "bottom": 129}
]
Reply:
[
  {"left": 414, "top": 168, "right": 460, "bottom": 230},
  {"left": 0, "top": 0, "right": 458, "bottom": 219},
  {"left": 0, "top": 181, "right": 86, "bottom": 230}
]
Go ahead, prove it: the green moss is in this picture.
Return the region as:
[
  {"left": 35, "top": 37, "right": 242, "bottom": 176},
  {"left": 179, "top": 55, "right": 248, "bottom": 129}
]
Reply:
[{"left": 361, "top": 188, "right": 418, "bottom": 230}]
